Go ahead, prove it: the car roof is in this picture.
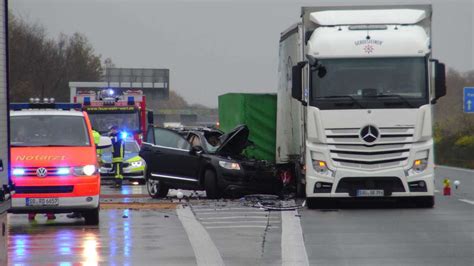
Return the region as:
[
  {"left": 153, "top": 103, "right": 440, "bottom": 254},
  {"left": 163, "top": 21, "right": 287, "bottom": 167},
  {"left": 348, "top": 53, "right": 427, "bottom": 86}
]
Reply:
[{"left": 10, "top": 110, "right": 85, "bottom": 117}]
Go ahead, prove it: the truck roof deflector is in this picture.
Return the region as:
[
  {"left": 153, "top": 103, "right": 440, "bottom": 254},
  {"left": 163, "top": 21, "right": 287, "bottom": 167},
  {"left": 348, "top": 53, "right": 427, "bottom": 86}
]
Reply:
[{"left": 310, "top": 9, "right": 426, "bottom": 26}]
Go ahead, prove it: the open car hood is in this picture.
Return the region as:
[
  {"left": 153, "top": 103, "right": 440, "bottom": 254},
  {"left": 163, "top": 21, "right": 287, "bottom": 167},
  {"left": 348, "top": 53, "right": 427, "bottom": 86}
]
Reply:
[{"left": 216, "top": 125, "right": 250, "bottom": 156}]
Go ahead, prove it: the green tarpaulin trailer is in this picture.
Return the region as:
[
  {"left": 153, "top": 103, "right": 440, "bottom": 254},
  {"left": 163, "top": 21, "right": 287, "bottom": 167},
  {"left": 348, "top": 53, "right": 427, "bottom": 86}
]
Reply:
[{"left": 218, "top": 93, "right": 277, "bottom": 161}]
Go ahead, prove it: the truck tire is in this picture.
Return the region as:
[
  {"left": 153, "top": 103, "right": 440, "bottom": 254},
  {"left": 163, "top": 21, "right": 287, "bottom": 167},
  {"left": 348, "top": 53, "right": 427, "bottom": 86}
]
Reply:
[
  {"left": 146, "top": 178, "right": 169, "bottom": 199},
  {"left": 294, "top": 164, "right": 306, "bottom": 198},
  {"left": 415, "top": 196, "right": 435, "bottom": 208},
  {"left": 306, "top": 198, "right": 335, "bottom": 209},
  {"left": 83, "top": 207, "right": 99, "bottom": 225},
  {"left": 204, "top": 169, "right": 220, "bottom": 199}
]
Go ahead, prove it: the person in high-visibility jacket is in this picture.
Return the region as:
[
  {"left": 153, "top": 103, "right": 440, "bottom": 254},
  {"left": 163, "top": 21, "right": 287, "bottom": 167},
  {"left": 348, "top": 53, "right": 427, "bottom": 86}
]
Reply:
[{"left": 108, "top": 126, "right": 125, "bottom": 188}]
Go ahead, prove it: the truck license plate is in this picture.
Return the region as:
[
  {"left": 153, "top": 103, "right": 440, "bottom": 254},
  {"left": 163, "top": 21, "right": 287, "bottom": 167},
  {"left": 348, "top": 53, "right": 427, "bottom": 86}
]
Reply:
[
  {"left": 26, "top": 198, "right": 59, "bottom": 206},
  {"left": 356, "top": 190, "right": 384, "bottom": 197}
]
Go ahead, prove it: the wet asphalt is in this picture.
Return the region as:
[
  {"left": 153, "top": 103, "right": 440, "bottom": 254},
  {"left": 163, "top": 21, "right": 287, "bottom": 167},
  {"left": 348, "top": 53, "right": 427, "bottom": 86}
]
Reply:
[{"left": 8, "top": 167, "right": 474, "bottom": 265}]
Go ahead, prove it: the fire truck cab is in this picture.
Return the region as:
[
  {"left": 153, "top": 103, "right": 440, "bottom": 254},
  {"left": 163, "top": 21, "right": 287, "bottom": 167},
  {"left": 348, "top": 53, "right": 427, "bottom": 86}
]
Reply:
[
  {"left": 9, "top": 102, "right": 106, "bottom": 225},
  {"left": 74, "top": 89, "right": 148, "bottom": 144}
]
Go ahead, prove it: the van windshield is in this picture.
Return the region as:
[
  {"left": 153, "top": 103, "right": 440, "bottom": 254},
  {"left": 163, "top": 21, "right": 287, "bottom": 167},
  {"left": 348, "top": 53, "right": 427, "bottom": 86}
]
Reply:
[{"left": 11, "top": 115, "right": 91, "bottom": 147}]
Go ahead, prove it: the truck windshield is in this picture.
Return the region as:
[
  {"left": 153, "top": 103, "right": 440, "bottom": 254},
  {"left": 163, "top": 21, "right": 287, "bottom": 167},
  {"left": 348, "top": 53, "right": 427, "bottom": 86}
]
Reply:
[
  {"left": 88, "top": 112, "right": 140, "bottom": 134},
  {"left": 310, "top": 57, "right": 428, "bottom": 109},
  {"left": 11, "top": 115, "right": 91, "bottom": 147}
]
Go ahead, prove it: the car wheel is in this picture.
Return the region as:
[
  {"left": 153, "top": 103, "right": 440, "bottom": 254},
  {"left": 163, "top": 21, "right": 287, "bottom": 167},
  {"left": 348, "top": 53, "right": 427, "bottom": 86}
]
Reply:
[
  {"left": 414, "top": 196, "right": 435, "bottom": 208},
  {"left": 83, "top": 208, "right": 99, "bottom": 225},
  {"left": 204, "top": 169, "right": 220, "bottom": 199},
  {"left": 147, "top": 178, "right": 169, "bottom": 198}
]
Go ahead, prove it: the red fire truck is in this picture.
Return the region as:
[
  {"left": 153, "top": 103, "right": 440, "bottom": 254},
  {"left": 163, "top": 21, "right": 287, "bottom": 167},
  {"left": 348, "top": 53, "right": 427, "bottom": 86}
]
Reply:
[{"left": 74, "top": 90, "right": 149, "bottom": 144}]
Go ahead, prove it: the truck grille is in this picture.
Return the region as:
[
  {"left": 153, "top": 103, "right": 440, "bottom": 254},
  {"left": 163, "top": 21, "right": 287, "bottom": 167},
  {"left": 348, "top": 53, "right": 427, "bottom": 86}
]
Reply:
[
  {"left": 325, "top": 127, "right": 414, "bottom": 169},
  {"left": 335, "top": 177, "right": 405, "bottom": 193}
]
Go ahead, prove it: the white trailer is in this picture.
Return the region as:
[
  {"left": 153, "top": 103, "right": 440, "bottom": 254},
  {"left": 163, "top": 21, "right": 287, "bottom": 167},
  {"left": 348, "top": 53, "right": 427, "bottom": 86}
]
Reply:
[
  {"left": 277, "top": 5, "right": 446, "bottom": 208},
  {"left": 0, "top": 0, "right": 10, "bottom": 263}
]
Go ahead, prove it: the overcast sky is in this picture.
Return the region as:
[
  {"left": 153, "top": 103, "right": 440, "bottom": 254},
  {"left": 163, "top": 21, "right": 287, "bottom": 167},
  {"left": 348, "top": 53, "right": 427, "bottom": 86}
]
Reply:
[{"left": 11, "top": 0, "right": 474, "bottom": 107}]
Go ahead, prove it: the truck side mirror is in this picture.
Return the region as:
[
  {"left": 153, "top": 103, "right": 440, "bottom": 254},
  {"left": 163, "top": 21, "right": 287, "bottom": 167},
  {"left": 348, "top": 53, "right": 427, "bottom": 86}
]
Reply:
[
  {"left": 292, "top": 61, "right": 307, "bottom": 102},
  {"left": 147, "top": 110, "right": 154, "bottom": 125},
  {"left": 433, "top": 62, "right": 446, "bottom": 104},
  {"left": 430, "top": 60, "right": 446, "bottom": 104}
]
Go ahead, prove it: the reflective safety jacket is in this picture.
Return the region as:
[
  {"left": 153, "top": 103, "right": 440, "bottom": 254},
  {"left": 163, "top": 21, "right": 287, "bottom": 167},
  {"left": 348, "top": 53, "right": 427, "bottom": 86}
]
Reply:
[{"left": 110, "top": 133, "right": 125, "bottom": 163}]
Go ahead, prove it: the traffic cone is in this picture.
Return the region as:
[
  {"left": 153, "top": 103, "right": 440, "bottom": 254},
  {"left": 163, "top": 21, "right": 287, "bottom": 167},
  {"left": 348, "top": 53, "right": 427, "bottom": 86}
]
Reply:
[{"left": 443, "top": 178, "right": 451, "bottom": 196}]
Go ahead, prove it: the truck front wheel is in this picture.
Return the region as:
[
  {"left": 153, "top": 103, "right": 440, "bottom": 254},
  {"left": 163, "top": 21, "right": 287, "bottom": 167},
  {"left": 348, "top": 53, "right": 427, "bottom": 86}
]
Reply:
[
  {"left": 414, "top": 196, "right": 435, "bottom": 208},
  {"left": 306, "top": 198, "right": 336, "bottom": 209}
]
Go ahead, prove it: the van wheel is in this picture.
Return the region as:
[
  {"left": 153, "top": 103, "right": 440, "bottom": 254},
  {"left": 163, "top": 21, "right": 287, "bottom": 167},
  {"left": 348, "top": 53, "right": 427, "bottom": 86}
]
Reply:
[
  {"left": 415, "top": 196, "right": 435, "bottom": 208},
  {"left": 147, "top": 178, "right": 169, "bottom": 198},
  {"left": 83, "top": 208, "right": 99, "bottom": 225},
  {"left": 204, "top": 169, "right": 220, "bottom": 199}
]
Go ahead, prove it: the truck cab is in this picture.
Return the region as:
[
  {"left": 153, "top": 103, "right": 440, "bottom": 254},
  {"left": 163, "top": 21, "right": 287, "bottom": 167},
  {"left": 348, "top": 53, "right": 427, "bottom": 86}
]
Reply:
[
  {"left": 278, "top": 6, "right": 446, "bottom": 208},
  {"left": 9, "top": 102, "right": 103, "bottom": 224}
]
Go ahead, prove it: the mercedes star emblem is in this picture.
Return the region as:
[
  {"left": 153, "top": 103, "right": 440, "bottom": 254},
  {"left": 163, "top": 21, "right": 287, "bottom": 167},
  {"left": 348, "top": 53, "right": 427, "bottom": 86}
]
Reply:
[
  {"left": 360, "top": 125, "right": 379, "bottom": 144},
  {"left": 36, "top": 167, "right": 48, "bottom": 177}
]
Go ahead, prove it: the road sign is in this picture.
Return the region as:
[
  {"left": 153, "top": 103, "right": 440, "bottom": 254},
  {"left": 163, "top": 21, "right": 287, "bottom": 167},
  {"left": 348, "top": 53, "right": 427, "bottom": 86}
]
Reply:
[{"left": 464, "top": 87, "right": 474, "bottom": 113}]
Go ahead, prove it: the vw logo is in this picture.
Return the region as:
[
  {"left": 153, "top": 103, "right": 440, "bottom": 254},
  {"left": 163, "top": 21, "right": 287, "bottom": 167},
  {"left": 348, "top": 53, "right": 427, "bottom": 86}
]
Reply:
[
  {"left": 360, "top": 125, "right": 379, "bottom": 144},
  {"left": 36, "top": 167, "right": 48, "bottom": 177}
]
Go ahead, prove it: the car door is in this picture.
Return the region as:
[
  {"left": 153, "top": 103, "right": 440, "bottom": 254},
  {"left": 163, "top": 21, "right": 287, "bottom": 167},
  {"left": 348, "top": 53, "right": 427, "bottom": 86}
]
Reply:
[{"left": 142, "top": 127, "right": 201, "bottom": 183}]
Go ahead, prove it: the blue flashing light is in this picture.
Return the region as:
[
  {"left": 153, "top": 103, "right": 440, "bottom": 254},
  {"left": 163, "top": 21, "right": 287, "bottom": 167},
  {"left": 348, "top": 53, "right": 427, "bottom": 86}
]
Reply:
[
  {"left": 120, "top": 131, "right": 128, "bottom": 140},
  {"left": 57, "top": 167, "right": 70, "bottom": 175},
  {"left": 127, "top": 96, "right": 135, "bottom": 106},
  {"left": 84, "top": 97, "right": 91, "bottom": 106},
  {"left": 108, "top": 89, "right": 114, "bottom": 96},
  {"left": 10, "top": 103, "right": 81, "bottom": 111},
  {"left": 13, "top": 168, "right": 25, "bottom": 176}
]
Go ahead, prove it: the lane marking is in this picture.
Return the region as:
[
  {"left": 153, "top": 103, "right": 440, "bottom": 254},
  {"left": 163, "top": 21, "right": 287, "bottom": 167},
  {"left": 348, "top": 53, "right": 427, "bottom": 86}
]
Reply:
[
  {"left": 202, "top": 221, "right": 281, "bottom": 225},
  {"left": 459, "top": 199, "right": 474, "bottom": 205},
  {"left": 436, "top": 165, "right": 474, "bottom": 173},
  {"left": 434, "top": 190, "right": 440, "bottom": 193},
  {"left": 205, "top": 225, "right": 279, "bottom": 229},
  {"left": 281, "top": 204, "right": 309, "bottom": 266},
  {"left": 177, "top": 205, "right": 224, "bottom": 266},
  {"left": 199, "top": 216, "right": 277, "bottom": 220},
  {"left": 193, "top": 207, "right": 257, "bottom": 212},
  {"left": 196, "top": 211, "right": 270, "bottom": 216}
]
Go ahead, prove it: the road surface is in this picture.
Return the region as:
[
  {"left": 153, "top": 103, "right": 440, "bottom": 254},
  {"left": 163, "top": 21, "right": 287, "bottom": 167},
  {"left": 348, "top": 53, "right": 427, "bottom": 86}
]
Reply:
[{"left": 8, "top": 166, "right": 474, "bottom": 265}]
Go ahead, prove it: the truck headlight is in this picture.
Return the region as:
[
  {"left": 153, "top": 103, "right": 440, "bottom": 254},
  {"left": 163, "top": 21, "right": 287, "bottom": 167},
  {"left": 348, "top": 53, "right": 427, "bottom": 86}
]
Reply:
[
  {"left": 312, "top": 160, "right": 334, "bottom": 177},
  {"left": 73, "top": 165, "right": 97, "bottom": 176},
  {"left": 219, "top": 161, "right": 241, "bottom": 170},
  {"left": 409, "top": 159, "right": 428, "bottom": 175}
]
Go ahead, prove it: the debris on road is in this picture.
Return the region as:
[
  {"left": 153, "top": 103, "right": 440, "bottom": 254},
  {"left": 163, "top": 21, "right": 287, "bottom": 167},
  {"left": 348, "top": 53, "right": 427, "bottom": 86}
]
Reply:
[{"left": 240, "top": 194, "right": 302, "bottom": 211}]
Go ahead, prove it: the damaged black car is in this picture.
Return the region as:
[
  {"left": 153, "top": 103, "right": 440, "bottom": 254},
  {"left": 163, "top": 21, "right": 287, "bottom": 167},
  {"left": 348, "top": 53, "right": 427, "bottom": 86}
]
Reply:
[{"left": 139, "top": 125, "right": 281, "bottom": 199}]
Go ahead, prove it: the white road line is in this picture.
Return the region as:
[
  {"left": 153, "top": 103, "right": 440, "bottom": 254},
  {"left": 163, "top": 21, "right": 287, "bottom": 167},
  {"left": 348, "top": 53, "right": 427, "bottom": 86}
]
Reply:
[
  {"left": 177, "top": 205, "right": 225, "bottom": 266},
  {"left": 281, "top": 205, "right": 309, "bottom": 266},
  {"left": 199, "top": 216, "right": 276, "bottom": 220},
  {"left": 193, "top": 208, "right": 257, "bottom": 212},
  {"left": 459, "top": 199, "right": 474, "bottom": 205},
  {"left": 202, "top": 221, "right": 281, "bottom": 225},
  {"left": 434, "top": 190, "right": 440, "bottom": 193},
  {"left": 196, "top": 211, "right": 269, "bottom": 216},
  {"left": 205, "top": 225, "right": 279, "bottom": 229}
]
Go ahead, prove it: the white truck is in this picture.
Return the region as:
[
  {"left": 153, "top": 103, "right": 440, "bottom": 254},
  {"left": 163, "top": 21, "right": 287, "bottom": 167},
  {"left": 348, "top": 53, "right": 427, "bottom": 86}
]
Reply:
[
  {"left": 277, "top": 5, "right": 446, "bottom": 208},
  {"left": 0, "top": 0, "right": 10, "bottom": 263}
]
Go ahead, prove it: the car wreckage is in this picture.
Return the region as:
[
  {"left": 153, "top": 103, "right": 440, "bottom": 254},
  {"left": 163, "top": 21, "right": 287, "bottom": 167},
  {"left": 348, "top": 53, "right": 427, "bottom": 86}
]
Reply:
[{"left": 139, "top": 125, "right": 281, "bottom": 198}]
